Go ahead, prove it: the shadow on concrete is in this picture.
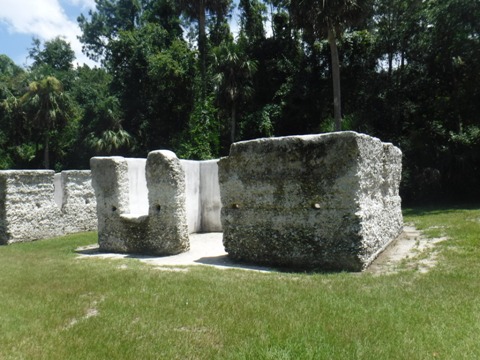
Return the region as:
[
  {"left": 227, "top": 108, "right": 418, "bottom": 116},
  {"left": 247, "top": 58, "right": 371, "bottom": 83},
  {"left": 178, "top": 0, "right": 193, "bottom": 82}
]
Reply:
[
  {"left": 194, "top": 255, "right": 274, "bottom": 272},
  {"left": 76, "top": 228, "right": 437, "bottom": 275}
]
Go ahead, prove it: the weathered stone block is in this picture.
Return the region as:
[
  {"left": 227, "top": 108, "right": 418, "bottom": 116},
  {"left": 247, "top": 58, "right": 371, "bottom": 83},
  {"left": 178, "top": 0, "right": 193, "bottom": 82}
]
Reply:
[
  {"left": 218, "top": 131, "right": 403, "bottom": 271},
  {"left": 146, "top": 150, "right": 189, "bottom": 253},
  {"left": 91, "top": 151, "right": 190, "bottom": 255},
  {"left": 60, "top": 171, "right": 98, "bottom": 234},
  {"left": 0, "top": 170, "right": 97, "bottom": 244}
]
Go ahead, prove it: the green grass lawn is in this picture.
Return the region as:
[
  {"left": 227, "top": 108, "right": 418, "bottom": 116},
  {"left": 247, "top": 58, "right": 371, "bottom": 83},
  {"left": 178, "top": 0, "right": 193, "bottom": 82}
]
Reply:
[{"left": 1, "top": 206, "right": 479, "bottom": 359}]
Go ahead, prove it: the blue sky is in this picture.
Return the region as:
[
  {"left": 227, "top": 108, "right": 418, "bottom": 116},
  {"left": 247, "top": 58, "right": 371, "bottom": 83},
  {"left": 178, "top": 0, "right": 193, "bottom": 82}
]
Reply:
[
  {"left": 0, "top": 0, "right": 242, "bottom": 68},
  {"left": 0, "top": 0, "right": 98, "bottom": 67}
]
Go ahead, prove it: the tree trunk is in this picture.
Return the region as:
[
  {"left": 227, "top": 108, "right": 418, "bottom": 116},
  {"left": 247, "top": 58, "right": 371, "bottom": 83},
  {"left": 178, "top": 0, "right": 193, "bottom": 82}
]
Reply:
[
  {"left": 44, "top": 131, "right": 50, "bottom": 169},
  {"left": 328, "top": 26, "right": 342, "bottom": 132},
  {"left": 230, "top": 101, "right": 236, "bottom": 144},
  {"left": 198, "top": 1, "right": 207, "bottom": 101},
  {"left": 388, "top": 51, "right": 393, "bottom": 77}
]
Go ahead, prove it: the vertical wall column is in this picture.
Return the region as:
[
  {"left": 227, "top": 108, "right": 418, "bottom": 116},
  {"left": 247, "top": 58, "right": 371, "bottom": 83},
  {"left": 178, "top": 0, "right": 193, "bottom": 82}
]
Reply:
[
  {"left": 182, "top": 160, "right": 202, "bottom": 233},
  {"left": 146, "top": 150, "right": 189, "bottom": 254},
  {"left": 90, "top": 157, "right": 130, "bottom": 252}
]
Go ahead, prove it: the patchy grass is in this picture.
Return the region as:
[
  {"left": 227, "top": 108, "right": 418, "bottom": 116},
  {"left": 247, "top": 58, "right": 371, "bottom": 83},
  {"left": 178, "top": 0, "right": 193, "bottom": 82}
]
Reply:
[{"left": 1, "top": 206, "right": 480, "bottom": 359}]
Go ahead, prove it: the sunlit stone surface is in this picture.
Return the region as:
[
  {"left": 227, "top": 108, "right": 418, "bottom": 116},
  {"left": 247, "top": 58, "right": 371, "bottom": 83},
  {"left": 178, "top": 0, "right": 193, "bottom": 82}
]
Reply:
[
  {"left": 0, "top": 170, "right": 96, "bottom": 244},
  {"left": 218, "top": 132, "right": 403, "bottom": 271}
]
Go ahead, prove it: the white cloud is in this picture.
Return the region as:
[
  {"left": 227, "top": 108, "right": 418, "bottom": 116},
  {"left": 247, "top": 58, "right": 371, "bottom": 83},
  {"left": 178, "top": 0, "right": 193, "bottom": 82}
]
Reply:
[
  {"left": 67, "top": 0, "right": 96, "bottom": 10},
  {"left": 0, "top": 0, "right": 97, "bottom": 67}
]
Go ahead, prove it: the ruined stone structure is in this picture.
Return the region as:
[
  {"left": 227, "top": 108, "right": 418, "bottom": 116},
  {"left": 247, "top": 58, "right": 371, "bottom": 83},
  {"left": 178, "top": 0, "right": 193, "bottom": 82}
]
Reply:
[
  {"left": 0, "top": 170, "right": 97, "bottom": 244},
  {"left": 90, "top": 151, "right": 222, "bottom": 255},
  {"left": 218, "top": 132, "right": 403, "bottom": 271}
]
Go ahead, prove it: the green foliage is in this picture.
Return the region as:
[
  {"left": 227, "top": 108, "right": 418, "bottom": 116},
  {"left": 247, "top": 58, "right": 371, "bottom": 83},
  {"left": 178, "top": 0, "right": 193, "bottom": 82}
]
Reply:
[
  {"left": 239, "top": 0, "right": 267, "bottom": 42},
  {"left": 239, "top": 104, "right": 277, "bottom": 139},
  {"left": 29, "top": 37, "right": 75, "bottom": 71},
  {"left": 78, "top": 0, "right": 143, "bottom": 62},
  {"left": 212, "top": 40, "right": 258, "bottom": 143},
  {"left": 65, "top": 66, "right": 130, "bottom": 166},
  {"left": 177, "top": 0, "right": 233, "bottom": 101},
  {"left": 20, "top": 76, "right": 75, "bottom": 169},
  {"left": 177, "top": 96, "right": 220, "bottom": 159},
  {"left": 87, "top": 129, "right": 133, "bottom": 154},
  {"left": 78, "top": 1, "right": 196, "bottom": 155},
  {"left": 0, "top": 0, "right": 479, "bottom": 202},
  {"left": 288, "top": 0, "right": 371, "bottom": 38},
  {"left": 289, "top": 0, "right": 373, "bottom": 130},
  {"left": 0, "top": 54, "right": 23, "bottom": 78},
  {"left": 0, "top": 55, "right": 27, "bottom": 168},
  {"left": 353, "top": 0, "right": 480, "bottom": 202}
]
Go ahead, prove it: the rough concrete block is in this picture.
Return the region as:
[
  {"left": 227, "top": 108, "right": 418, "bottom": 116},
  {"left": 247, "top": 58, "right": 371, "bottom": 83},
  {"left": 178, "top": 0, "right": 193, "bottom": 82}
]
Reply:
[
  {"left": 0, "top": 170, "right": 97, "bottom": 244},
  {"left": 146, "top": 150, "right": 189, "bottom": 254},
  {"left": 60, "top": 171, "right": 98, "bottom": 234},
  {"left": 218, "top": 131, "right": 403, "bottom": 271},
  {"left": 91, "top": 151, "right": 189, "bottom": 255}
]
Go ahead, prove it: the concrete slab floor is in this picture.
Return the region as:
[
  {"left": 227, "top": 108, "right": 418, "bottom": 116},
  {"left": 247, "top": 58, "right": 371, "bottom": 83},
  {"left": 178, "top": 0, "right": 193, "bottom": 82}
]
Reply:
[
  {"left": 76, "top": 233, "right": 273, "bottom": 272},
  {"left": 76, "top": 227, "right": 447, "bottom": 274}
]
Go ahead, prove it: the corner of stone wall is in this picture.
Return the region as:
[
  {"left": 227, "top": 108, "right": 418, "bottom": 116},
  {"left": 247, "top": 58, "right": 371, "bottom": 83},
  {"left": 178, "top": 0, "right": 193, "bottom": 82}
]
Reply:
[
  {"left": 90, "top": 157, "right": 130, "bottom": 252},
  {"left": 90, "top": 157, "right": 130, "bottom": 216}
]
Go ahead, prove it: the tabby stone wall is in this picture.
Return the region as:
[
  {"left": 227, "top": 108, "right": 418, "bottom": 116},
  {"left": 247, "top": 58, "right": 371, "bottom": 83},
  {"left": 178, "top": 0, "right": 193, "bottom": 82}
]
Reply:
[
  {"left": 0, "top": 170, "right": 97, "bottom": 244},
  {"left": 218, "top": 131, "right": 403, "bottom": 272},
  {"left": 90, "top": 151, "right": 222, "bottom": 255}
]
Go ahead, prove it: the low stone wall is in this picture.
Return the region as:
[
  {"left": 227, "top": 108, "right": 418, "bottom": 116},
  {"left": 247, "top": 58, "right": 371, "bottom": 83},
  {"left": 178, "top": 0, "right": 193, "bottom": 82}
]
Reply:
[
  {"left": 218, "top": 131, "right": 403, "bottom": 271},
  {"left": 90, "top": 151, "right": 222, "bottom": 255},
  {"left": 0, "top": 170, "right": 97, "bottom": 244},
  {"left": 60, "top": 171, "right": 98, "bottom": 234}
]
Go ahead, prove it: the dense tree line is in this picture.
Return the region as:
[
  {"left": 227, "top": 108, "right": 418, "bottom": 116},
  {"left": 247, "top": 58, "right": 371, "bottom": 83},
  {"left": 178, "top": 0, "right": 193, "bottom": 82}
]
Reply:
[{"left": 1, "top": 0, "right": 479, "bottom": 203}]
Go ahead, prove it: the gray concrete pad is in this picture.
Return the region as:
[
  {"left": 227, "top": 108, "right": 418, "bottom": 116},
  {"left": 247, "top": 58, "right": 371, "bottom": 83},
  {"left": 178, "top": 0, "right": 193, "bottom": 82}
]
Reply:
[
  {"left": 76, "top": 232, "right": 274, "bottom": 272},
  {"left": 77, "top": 227, "right": 446, "bottom": 274}
]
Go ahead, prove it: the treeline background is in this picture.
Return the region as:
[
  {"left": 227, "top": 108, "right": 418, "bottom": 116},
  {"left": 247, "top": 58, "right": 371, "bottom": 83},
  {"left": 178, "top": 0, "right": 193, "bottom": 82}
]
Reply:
[{"left": 0, "top": 0, "right": 479, "bottom": 204}]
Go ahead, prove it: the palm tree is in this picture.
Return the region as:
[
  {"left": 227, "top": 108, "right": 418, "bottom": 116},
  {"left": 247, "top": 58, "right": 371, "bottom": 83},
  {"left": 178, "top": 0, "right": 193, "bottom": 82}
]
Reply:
[
  {"left": 289, "top": 0, "right": 370, "bottom": 131},
  {"left": 87, "top": 129, "right": 133, "bottom": 155},
  {"left": 84, "top": 95, "right": 134, "bottom": 156},
  {"left": 212, "top": 41, "right": 258, "bottom": 143},
  {"left": 21, "top": 76, "right": 72, "bottom": 169},
  {"left": 177, "top": 0, "right": 232, "bottom": 100}
]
